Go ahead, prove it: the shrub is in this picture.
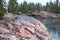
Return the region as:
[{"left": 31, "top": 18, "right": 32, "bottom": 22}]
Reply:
[{"left": 0, "top": 11, "right": 4, "bottom": 17}]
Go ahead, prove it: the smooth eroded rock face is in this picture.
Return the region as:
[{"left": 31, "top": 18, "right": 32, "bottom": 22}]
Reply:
[{"left": 0, "top": 13, "right": 51, "bottom": 40}]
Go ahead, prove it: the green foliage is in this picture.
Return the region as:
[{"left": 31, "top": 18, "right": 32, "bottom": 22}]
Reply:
[
  {"left": 43, "top": 0, "right": 59, "bottom": 14},
  {"left": 0, "top": 0, "right": 5, "bottom": 17},
  {"left": 59, "top": 3, "right": 60, "bottom": 13},
  {"left": 0, "top": 11, "right": 4, "bottom": 17},
  {"left": 8, "top": 0, "right": 18, "bottom": 14},
  {"left": 0, "top": 0, "right": 5, "bottom": 11},
  {"left": 18, "top": 1, "right": 28, "bottom": 14},
  {"left": 35, "top": 3, "right": 42, "bottom": 12},
  {"left": 22, "top": 1, "right": 28, "bottom": 13},
  {"left": 0, "top": 0, "right": 3, "bottom": 11},
  {"left": 18, "top": 1, "right": 42, "bottom": 14},
  {"left": 28, "top": 3, "right": 36, "bottom": 13}
]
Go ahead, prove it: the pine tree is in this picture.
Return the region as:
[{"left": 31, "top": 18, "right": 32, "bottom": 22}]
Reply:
[
  {"left": 56, "top": 0, "right": 59, "bottom": 13},
  {"left": 36, "top": 3, "right": 42, "bottom": 12},
  {"left": 0, "top": 0, "right": 5, "bottom": 17},
  {"left": 8, "top": 0, "right": 18, "bottom": 14},
  {"left": 0, "top": 0, "right": 4, "bottom": 11},
  {"left": 28, "top": 3, "right": 35, "bottom": 13},
  {"left": 22, "top": 1, "right": 28, "bottom": 13},
  {"left": 44, "top": 0, "right": 59, "bottom": 14}
]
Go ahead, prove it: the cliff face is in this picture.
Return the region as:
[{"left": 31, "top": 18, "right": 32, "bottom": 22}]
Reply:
[{"left": 0, "top": 13, "right": 51, "bottom": 40}]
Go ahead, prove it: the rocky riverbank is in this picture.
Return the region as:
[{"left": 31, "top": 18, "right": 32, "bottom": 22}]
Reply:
[
  {"left": 32, "top": 12, "right": 60, "bottom": 19},
  {"left": 0, "top": 13, "right": 51, "bottom": 40}
]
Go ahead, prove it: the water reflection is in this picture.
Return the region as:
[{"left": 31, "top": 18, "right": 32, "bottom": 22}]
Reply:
[{"left": 40, "top": 19, "right": 60, "bottom": 40}]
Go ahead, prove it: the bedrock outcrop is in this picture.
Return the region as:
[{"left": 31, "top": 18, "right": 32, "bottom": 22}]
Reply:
[
  {"left": 0, "top": 13, "right": 51, "bottom": 40},
  {"left": 32, "top": 12, "right": 60, "bottom": 19}
]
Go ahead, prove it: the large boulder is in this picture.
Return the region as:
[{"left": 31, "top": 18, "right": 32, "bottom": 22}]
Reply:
[{"left": 0, "top": 13, "right": 51, "bottom": 40}]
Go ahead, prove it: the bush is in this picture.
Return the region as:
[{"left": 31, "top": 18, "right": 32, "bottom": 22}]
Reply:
[{"left": 0, "top": 11, "right": 4, "bottom": 17}]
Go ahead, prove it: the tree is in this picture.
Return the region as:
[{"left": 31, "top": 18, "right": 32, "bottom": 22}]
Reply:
[
  {"left": 18, "top": 1, "right": 28, "bottom": 13},
  {"left": 56, "top": 0, "right": 58, "bottom": 6},
  {"left": 35, "top": 3, "right": 42, "bottom": 12},
  {"left": 56, "top": 0, "right": 59, "bottom": 13},
  {"left": 42, "top": 6, "right": 46, "bottom": 11},
  {"left": 3, "top": 0, "right": 6, "bottom": 13},
  {"left": 0, "top": 0, "right": 5, "bottom": 17},
  {"left": 18, "top": 3, "right": 23, "bottom": 13},
  {"left": 22, "top": 1, "right": 28, "bottom": 13},
  {"left": 0, "top": 0, "right": 4, "bottom": 11},
  {"left": 28, "top": 3, "right": 36, "bottom": 13},
  {"left": 43, "top": 3, "right": 49, "bottom": 11},
  {"left": 48, "top": 1, "right": 55, "bottom": 13},
  {"left": 48, "top": 0, "right": 59, "bottom": 13},
  {"left": 18, "top": 1, "right": 43, "bottom": 14},
  {"left": 8, "top": 0, "right": 18, "bottom": 14},
  {"left": 43, "top": 1, "right": 60, "bottom": 13},
  {"left": 59, "top": 3, "right": 60, "bottom": 13}
]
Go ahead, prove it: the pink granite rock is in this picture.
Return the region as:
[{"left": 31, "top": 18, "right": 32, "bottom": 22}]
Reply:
[
  {"left": 0, "top": 27, "right": 11, "bottom": 34},
  {"left": 0, "top": 13, "right": 51, "bottom": 40}
]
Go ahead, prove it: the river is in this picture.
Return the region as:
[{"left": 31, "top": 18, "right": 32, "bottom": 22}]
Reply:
[{"left": 40, "top": 19, "right": 60, "bottom": 40}]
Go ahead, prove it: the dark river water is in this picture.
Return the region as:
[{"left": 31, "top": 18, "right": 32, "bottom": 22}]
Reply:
[{"left": 40, "top": 19, "right": 60, "bottom": 40}]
